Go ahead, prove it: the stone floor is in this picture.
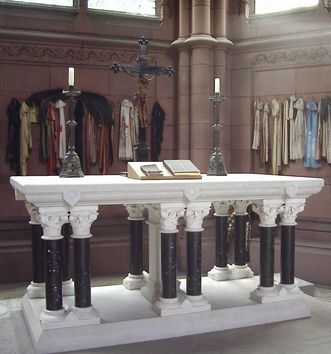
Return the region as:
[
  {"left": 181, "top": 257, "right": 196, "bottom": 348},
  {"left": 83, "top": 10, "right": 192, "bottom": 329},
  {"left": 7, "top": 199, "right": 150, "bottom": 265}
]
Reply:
[{"left": 0, "top": 276, "right": 330, "bottom": 354}]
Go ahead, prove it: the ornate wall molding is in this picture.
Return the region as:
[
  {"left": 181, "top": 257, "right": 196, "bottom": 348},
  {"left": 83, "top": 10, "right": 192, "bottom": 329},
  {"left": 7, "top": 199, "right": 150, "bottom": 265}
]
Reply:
[
  {"left": 0, "top": 41, "right": 157, "bottom": 67},
  {"left": 250, "top": 46, "right": 331, "bottom": 68}
]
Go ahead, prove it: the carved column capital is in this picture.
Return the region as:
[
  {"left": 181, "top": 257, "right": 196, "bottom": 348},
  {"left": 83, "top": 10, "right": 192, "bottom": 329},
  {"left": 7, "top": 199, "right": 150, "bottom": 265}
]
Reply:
[
  {"left": 213, "top": 200, "right": 231, "bottom": 216},
  {"left": 159, "top": 203, "right": 185, "bottom": 233},
  {"left": 146, "top": 204, "right": 161, "bottom": 224},
  {"left": 25, "top": 202, "right": 41, "bottom": 225},
  {"left": 252, "top": 200, "right": 283, "bottom": 227},
  {"left": 233, "top": 200, "right": 251, "bottom": 215},
  {"left": 70, "top": 206, "right": 98, "bottom": 239},
  {"left": 125, "top": 204, "right": 145, "bottom": 220},
  {"left": 39, "top": 207, "right": 69, "bottom": 240},
  {"left": 279, "top": 199, "right": 306, "bottom": 226},
  {"left": 185, "top": 202, "right": 211, "bottom": 232}
]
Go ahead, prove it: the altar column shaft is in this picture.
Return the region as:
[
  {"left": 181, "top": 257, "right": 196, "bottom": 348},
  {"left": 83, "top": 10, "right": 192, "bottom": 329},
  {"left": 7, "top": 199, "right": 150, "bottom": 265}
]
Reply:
[
  {"left": 69, "top": 206, "right": 98, "bottom": 316},
  {"left": 251, "top": 200, "right": 283, "bottom": 302},
  {"left": 39, "top": 207, "right": 68, "bottom": 321},
  {"left": 185, "top": 202, "right": 210, "bottom": 296},
  {"left": 123, "top": 204, "right": 146, "bottom": 290},
  {"left": 208, "top": 201, "right": 232, "bottom": 280},
  {"left": 232, "top": 200, "right": 253, "bottom": 279},
  {"left": 153, "top": 203, "right": 185, "bottom": 314},
  {"left": 25, "top": 203, "right": 45, "bottom": 298},
  {"left": 279, "top": 199, "right": 305, "bottom": 286}
]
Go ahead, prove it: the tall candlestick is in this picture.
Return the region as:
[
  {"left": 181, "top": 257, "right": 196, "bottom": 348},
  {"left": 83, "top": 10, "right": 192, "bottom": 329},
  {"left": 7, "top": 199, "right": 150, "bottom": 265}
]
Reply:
[
  {"left": 68, "top": 67, "right": 75, "bottom": 86},
  {"left": 214, "top": 77, "right": 221, "bottom": 94}
]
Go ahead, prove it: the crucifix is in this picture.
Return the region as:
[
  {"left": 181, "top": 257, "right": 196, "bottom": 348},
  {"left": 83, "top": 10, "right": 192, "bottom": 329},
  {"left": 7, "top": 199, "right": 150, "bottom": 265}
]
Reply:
[{"left": 111, "top": 37, "right": 174, "bottom": 161}]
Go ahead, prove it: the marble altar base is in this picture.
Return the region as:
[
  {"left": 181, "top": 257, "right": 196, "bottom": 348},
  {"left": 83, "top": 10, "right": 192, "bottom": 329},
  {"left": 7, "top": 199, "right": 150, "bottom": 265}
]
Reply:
[{"left": 23, "top": 276, "right": 312, "bottom": 354}]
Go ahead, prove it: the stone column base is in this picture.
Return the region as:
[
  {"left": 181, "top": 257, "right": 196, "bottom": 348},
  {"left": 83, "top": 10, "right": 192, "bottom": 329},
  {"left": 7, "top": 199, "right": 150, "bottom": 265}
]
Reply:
[
  {"left": 27, "top": 281, "right": 45, "bottom": 299},
  {"left": 231, "top": 264, "right": 254, "bottom": 279},
  {"left": 208, "top": 264, "right": 254, "bottom": 281},
  {"left": 153, "top": 294, "right": 211, "bottom": 316},
  {"left": 250, "top": 283, "right": 305, "bottom": 303},
  {"left": 208, "top": 265, "right": 232, "bottom": 281},
  {"left": 123, "top": 273, "right": 146, "bottom": 290}
]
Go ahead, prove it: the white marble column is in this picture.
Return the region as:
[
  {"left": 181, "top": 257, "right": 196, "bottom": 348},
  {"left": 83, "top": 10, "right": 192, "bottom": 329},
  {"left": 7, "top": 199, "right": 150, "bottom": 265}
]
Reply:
[
  {"left": 25, "top": 202, "right": 45, "bottom": 299},
  {"left": 141, "top": 204, "right": 162, "bottom": 302},
  {"left": 123, "top": 204, "right": 146, "bottom": 290}
]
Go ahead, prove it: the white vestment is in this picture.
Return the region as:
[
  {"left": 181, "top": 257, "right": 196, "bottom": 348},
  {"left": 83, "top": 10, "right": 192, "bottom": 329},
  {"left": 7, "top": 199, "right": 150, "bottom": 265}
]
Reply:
[
  {"left": 55, "top": 100, "right": 66, "bottom": 161},
  {"left": 118, "top": 99, "right": 139, "bottom": 161},
  {"left": 252, "top": 100, "right": 263, "bottom": 150}
]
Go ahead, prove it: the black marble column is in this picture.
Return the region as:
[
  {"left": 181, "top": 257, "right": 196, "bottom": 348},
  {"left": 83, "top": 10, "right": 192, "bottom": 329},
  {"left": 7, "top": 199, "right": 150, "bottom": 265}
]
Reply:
[
  {"left": 215, "top": 215, "right": 228, "bottom": 268},
  {"left": 259, "top": 227, "right": 275, "bottom": 287},
  {"left": 234, "top": 214, "right": 248, "bottom": 266},
  {"left": 73, "top": 238, "right": 91, "bottom": 308},
  {"left": 61, "top": 223, "right": 71, "bottom": 282},
  {"left": 161, "top": 233, "right": 177, "bottom": 298},
  {"left": 280, "top": 225, "right": 295, "bottom": 285},
  {"left": 44, "top": 239, "right": 63, "bottom": 311},
  {"left": 129, "top": 220, "right": 143, "bottom": 275},
  {"left": 186, "top": 231, "right": 202, "bottom": 296},
  {"left": 31, "top": 224, "right": 45, "bottom": 283}
]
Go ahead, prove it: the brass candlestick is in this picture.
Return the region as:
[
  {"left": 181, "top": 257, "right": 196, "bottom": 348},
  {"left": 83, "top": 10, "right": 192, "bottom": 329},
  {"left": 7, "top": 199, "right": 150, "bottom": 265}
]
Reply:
[
  {"left": 207, "top": 91, "right": 227, "bottom": 176},
  {"left": 59, "top": 85, "right": 84, "bottom": 178}
]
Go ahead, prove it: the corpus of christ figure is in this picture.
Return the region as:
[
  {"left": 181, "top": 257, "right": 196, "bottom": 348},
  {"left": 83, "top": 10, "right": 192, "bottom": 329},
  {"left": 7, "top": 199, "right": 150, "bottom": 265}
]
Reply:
[{"left": 111, "top": 37, "right": 174, "bottom": 160}]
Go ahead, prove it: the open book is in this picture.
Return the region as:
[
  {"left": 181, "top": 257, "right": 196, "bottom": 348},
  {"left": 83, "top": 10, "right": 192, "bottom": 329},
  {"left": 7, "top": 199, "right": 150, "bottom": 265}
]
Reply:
[{"left": 127, "top": 160, "right": 202, "bottom": 180}]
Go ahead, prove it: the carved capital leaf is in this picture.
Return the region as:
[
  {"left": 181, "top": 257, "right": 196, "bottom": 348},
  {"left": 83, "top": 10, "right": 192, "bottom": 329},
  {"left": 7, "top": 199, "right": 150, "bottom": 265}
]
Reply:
[
  {"left": 279, "top": 199, "right": 305, "bottom": 226},
  {"left": 252, "top": 201, "right": 282, "bottom": 227},
  {"left": 125, "top": 204, "right": 145, "bottom": 220},
  {"left": 185, "top": 203, "right": 210, "bottom": 231}
]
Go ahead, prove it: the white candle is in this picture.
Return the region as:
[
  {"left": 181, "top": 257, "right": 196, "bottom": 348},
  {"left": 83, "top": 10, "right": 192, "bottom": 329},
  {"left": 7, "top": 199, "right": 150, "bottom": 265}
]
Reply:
[
  {"left": 68, "top": 67, "right": 75, "bottom": 86},
  {"left": 214, "top": 77, "right": 220, "bottom": 94}
]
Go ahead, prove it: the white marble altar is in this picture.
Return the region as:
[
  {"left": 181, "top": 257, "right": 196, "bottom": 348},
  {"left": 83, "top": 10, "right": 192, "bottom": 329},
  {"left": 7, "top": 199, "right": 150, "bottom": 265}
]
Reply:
[{"left": 10, "top": 173, "right": 324, "bottom": 353}]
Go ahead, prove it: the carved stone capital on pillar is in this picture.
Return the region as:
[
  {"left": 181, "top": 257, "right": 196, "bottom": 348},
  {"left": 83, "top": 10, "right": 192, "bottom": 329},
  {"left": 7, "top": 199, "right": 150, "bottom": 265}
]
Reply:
[
  {"left": 185, "top": 202, "right": 210, "bottom": 232},
  {"left": 25, "top": 202, "right": 41, "bottom": 225},
  {"left": 252, "top": 200, "right": 283, "bottom": 227},
  {"left": 233, "top": 200, "right": 251, "bottom": 215},
  {"left": 213, "top": 200, "right": 231, "bottom": 216},
  {"left": 146, "top": 203, "right": 161, "bottom": 224},
  {"left": 279, "top": 199, "right": 305, "bottom": 226},
  {"left": 69, "top": 206, "right": 98, "bottom": 239},
  {"left": 159, "top": 203, "right": 185, "bottom": 233},
  {"left": 125, "top": 204, "right": 145, "bottom": 220},
  {"left": 39, "top": 207, "right": 69, "bottom": 240}
]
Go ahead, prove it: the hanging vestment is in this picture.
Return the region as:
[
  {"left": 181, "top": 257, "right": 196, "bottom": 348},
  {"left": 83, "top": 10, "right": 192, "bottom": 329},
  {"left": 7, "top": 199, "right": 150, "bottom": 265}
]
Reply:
[
  {"left": 304, "top": 100, "right": 320, "bottom": 168},
  {"left": 327, "top": 104, "right": 331, "bottom": 163},
  {"left": 118, "top": 99, "right": 139, "bottom": 160},
  {"left": 282, "top": 100, "right": 289, "bottom": 165},
  {"left": 271, "top": 99, "right": 281, "bottom": 175},
  {"left": 252, "top": 100, "right": 263, "bottom": 150},
  {"left": 46, "top": 103, "right": 61, "bottom": 175},
  {"left": 55, "top": 100, "right": 66, "bottom": 161},
  {"left": 293, "top": 98, "right": 306, "bottom": 160},
  {"left": 6, "top": 98, "right": 21, "bottom": 175},
  {"left": 260, "top": 102, "right": 269, "bottom": 164},
  {"left": 20, "top": 102, "right": 34, "bottom": 176},
  {"left": 320, "top": 96, "right": 331, "bottom": 161},
  {"left": 151, "top": 102, "right": 165, "bottom": 161},
  {"left": 288, "top": 96, "right": 297, "bottom": 160},
  {"left": 316, "top": 100, "right": 322, "bottom": 161}
]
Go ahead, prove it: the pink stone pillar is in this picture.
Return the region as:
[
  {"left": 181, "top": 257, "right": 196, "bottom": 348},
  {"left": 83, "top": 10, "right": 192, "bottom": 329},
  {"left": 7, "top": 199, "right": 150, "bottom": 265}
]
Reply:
[
  {"left": 172, "top": 0, "right": 191, "bottom": 159},
  {"left": 212, "top": 0, "right": 233, "bottom": 169},
  {"left": 186, "top": 0, "right": 216, "bottom": 171}
]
